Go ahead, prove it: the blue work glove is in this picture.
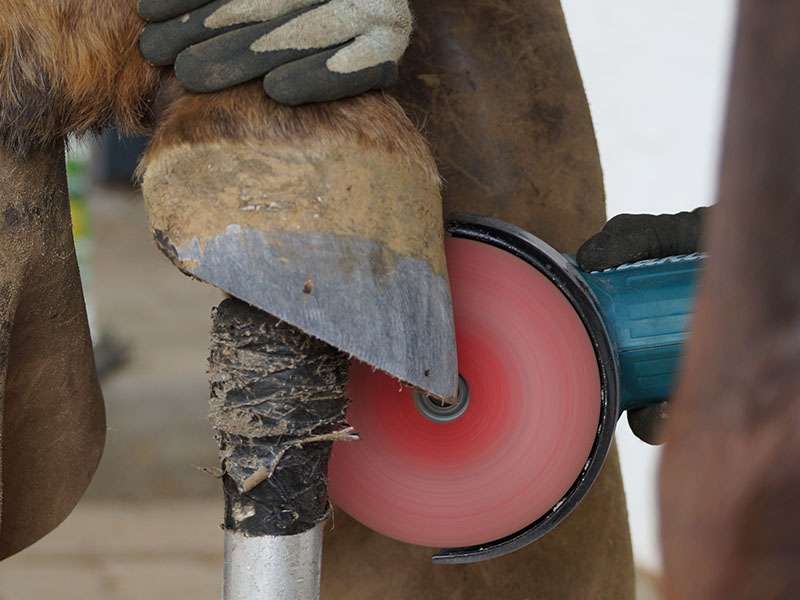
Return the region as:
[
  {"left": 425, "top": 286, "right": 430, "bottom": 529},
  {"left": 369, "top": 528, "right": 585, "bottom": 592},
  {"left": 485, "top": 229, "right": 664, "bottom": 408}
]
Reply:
[
  {"left": 138, "top": 0, "right": 412, "bottom": 105},
  {"left": 577, "top": 207, "right": 708, "bottom": 444}
]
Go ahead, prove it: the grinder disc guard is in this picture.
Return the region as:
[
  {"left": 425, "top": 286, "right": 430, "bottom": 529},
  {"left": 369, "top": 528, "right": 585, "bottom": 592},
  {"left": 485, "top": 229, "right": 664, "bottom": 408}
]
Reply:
[{"left": 329, "top": 225, "right": 604, "bottom": 552}]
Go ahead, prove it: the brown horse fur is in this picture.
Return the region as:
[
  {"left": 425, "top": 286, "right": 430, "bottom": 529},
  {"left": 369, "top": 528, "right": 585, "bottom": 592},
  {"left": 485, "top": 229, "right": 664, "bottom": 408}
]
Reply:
[
  {"left": 0, "top": 1, "right": 159, "bottom": 153},
  {"left": 140, "top": 78, "right": 440, "bottom": 189}
]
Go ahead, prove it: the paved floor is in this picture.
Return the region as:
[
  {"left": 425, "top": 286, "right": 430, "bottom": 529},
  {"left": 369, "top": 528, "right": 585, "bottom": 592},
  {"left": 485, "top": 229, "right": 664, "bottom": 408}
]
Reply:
[
  {"left": 0, "top": 500, "right": 661, "bottom": 600},
  {"left": 0, "top": 501, "right": 223, "bottom": 600},
  {"left": 86, "top": 186, "right": 222, "bottom": 502}
]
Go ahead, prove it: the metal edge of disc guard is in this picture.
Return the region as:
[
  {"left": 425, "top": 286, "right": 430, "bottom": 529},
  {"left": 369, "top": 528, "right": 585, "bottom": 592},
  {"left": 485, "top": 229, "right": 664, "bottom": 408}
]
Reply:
[{"left": 431, "top": 214, "right": 620, "bottom": 565}]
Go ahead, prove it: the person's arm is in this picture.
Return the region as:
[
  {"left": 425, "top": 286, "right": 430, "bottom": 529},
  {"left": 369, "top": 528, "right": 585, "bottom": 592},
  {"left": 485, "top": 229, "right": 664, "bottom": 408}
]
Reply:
[{"left": 660, "top": 2, "right": 800, "bottom": 597}]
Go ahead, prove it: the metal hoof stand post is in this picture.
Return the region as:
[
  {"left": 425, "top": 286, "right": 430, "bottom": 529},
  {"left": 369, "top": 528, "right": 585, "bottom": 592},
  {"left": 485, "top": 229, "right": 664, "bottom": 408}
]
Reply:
[{"left": 209, "top": 299, "right": 353, "bottom": 599}]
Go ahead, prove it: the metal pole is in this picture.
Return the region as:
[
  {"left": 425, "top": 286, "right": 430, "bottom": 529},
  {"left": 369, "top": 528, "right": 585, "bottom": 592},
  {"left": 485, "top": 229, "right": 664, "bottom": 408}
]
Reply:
[
  {"left": 209, "top": 298, "right": 351, "bottom": 600},
  {"left": 224, "top": 526, "right": 324, "bottom": 600}
]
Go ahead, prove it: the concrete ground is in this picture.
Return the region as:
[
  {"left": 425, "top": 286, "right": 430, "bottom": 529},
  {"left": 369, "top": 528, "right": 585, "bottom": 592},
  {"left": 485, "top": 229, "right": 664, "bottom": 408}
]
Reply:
[
  {"left": 84, "top": 186, "right": 222, "bottom": 502},
  {"left": 0, "top": 501, "right": 661, "bottom": 600},
  {"left": 0, "top": 500, "right": 222, "bottom": 600},
  {"left": 0, "top": 188, "right": 661, "bottom": 599}
]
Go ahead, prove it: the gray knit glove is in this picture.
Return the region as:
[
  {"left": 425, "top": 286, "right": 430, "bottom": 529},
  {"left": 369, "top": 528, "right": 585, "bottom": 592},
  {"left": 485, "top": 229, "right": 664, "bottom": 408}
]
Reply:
[{"left": 139, "top": 0, "right": 412, "bottom": 105}]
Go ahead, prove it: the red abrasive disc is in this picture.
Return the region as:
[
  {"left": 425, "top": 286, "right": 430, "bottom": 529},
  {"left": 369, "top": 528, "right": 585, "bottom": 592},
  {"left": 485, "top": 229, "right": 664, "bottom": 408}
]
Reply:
[{"left": 328, "top": 237, "right": 601, "bottom": 548}]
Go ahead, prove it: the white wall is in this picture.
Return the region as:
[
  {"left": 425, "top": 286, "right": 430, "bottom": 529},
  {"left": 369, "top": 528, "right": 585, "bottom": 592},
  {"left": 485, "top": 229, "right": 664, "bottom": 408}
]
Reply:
[{"left": 560, "top": 0, "right": 737, "bottom": 571}]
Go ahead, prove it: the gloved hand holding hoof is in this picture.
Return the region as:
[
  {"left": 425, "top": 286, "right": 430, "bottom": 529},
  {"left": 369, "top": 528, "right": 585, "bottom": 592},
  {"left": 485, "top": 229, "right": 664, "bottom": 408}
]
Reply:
[
  {"left": 138, "top": 0, "right": 413, "bottom": 104},
  {"left": 577, "top": 207, "right": 708, "bottom": 445}
]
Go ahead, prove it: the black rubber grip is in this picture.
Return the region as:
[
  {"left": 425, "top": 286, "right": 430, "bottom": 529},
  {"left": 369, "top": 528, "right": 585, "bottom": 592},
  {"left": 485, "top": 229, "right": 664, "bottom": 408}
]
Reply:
[{"left": 209, "top": 298, "right": 350, "bottom": 537}]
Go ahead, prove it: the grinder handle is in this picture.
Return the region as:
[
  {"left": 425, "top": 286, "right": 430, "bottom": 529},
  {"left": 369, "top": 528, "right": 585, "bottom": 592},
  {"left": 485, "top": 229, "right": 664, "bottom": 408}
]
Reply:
[{"left": 579, "top": 254, "right": 703, "bottom": 414}]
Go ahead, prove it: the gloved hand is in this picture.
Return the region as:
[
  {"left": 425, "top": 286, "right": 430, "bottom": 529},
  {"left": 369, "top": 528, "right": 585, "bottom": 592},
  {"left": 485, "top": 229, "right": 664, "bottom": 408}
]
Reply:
[
  {"left": 138, "top": 0, "right": 412, "bottom": 106},
  {"left": 577, "top": 207, "right": 708, "bottom": 445}
]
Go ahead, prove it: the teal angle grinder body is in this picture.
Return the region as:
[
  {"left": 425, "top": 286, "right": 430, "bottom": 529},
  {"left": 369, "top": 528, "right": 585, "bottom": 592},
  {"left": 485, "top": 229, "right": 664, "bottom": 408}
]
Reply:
[
  {"left": 583, "top": 245, "right": 700, "bottom": 415},
  {"left": 329, "top": 214, "right": 702, "bottom": 564}
]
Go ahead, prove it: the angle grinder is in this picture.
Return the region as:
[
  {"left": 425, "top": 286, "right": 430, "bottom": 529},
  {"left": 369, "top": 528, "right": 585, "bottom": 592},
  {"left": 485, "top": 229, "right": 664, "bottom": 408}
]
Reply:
[{"left": 328, "top": 214, "right": 701, "bottom": 564}]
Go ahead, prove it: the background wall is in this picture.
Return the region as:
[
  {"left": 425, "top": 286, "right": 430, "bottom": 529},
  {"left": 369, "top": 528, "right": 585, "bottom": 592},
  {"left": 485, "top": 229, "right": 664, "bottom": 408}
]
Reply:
[{"left": 561, "top": 0, "right": 737, "bottom": 571}]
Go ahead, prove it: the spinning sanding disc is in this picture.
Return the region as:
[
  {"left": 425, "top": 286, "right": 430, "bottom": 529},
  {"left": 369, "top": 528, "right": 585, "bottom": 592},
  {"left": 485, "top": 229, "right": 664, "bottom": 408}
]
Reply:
[{"left": 329, "top": 236, "right": 602, "bottom": 549}]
